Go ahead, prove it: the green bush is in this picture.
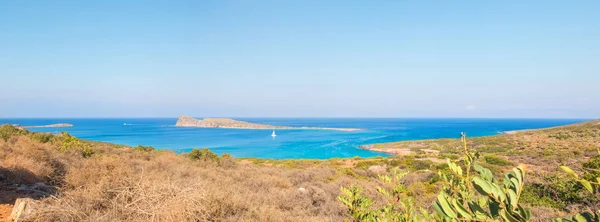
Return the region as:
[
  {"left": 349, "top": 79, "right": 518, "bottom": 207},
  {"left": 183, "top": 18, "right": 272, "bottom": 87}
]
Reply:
[
  {"left": 339, "top": 169, "right": 427, "bottom": 221},
  {"left": 406, "top": 158, "right": 433, "bottom": 171},
  {"left": 521, "top": 182, "right": 570, "bottom": 209},
  {"left": 59, "top": 132, "right": 94, "bottom": 158},
  {"left": 29, "top": 133, "right": 54, "bottom": 143},
  {"left": 0, "top": 124, "right": 27, "bottom": 141},
  {"left": 81, "top": 145, "right": 95, "bottom": 158},
  {"left": 583, "top": 155, "right": 600, "bottom": 169},
  {"left": 134, "top": 145, "right": 156, "bottom": 152},
  {"left": 187, "top": 148, "right": 219, "bottom": 162},
  {"left": 484, "top": 154, "right": 514, "bottom": 166}
]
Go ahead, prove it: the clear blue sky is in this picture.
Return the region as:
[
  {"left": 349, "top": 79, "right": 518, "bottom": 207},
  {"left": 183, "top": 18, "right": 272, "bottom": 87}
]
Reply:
[{"left": 1, "top": 1, "right": 598, "bottom": 118}]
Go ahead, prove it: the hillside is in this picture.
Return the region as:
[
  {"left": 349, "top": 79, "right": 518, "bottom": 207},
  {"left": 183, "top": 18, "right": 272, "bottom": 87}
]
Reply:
[
  {"left": 363, "top": 119, "right": 600, "bottom": 171},
  {"left": 1, "top": 120, "right": 599, "bottom": 221},
  {"left": 0, "top": 124, "right": 384, "bottom": 221}
]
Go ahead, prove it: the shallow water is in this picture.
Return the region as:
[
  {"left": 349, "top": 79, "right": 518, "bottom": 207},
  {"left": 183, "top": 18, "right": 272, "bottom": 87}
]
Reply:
[{"left": 0, "top": 118, "right": 588, "bottom": 159}]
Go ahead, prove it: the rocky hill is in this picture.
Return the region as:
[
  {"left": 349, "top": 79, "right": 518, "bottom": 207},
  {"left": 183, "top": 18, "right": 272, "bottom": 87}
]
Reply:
[
  {"left": 16, "top": 123, "right": 73, "bottom": 129},
  {"left": 176, "top": 116, "right": 287, "bottom": 129},
  {"left": 175, "top": 116, "right": 361, "bottom": 131}
]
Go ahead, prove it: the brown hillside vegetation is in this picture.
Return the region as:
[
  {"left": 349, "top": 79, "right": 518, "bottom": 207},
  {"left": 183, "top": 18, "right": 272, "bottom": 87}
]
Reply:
[
  {"left": 0, "top": 125, "right": 435, "bottom": 221},
  {"left": 1, "top": 120, "right": 599, "bottom": 221}
]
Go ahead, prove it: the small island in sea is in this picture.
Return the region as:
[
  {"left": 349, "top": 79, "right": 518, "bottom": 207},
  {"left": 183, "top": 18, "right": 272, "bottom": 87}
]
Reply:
[
  {"left": 175, "top": 116, "right": 362, "bottom": 132},
  {"left": 14, "top": 123, "right": 73, "bottom": 129}
]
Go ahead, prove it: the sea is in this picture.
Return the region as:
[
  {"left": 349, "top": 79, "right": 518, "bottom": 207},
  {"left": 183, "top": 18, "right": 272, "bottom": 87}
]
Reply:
[{"left": 0, "top": 118, "right": 589, "bottom": 159}]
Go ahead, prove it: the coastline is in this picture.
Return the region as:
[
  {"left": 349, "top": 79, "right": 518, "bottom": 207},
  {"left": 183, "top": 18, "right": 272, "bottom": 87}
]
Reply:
[
  {"left": 500, "top": 119, "right": 598, "bottom": 135},
  {"left": 2, "top": 118, "right": 591, "bottom": 159},
  {"left": 359, "top": 119, "right": 598, "bottom": 156}
]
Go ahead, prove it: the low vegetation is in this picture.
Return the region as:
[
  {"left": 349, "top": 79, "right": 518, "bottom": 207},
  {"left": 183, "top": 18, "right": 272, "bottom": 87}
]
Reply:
[
  {"left": 0, "top": 125, "right": 387, "bottom": 221},
  {"left": 340, "top": 134, "right": 532, "bottom": 221},
  {"left": 0, "top": 119, "right": 599, "bottom": 221}
]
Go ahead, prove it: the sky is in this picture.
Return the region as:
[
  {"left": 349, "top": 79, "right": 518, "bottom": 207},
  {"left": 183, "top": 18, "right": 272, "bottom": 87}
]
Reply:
[{"left": 1, "top": 1, "right": 599, "bottom": 118}]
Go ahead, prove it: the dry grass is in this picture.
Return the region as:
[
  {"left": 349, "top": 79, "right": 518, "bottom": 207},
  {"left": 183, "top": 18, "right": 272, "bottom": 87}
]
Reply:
[{"left": 0, "top": 126, "right": 400, "bottom": 221}]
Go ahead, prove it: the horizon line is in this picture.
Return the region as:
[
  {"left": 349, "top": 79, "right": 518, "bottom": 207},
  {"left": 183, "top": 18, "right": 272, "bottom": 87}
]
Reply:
[{"left": 0, "top": 116, "right": 596, "bottom": 120}]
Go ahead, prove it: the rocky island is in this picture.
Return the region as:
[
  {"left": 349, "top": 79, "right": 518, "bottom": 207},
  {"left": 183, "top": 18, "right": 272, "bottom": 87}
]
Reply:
[
  {"left": 16, "top": 123, "right": 73, "bottom": 129},
  {"left": 175, "top": 116, "right": 361, "bottom": 132}
]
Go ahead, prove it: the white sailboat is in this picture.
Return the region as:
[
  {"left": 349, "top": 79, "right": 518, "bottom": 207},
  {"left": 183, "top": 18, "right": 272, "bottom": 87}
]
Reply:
[{"left": 271, "top": 130, "right": 277, "bottom": 137}]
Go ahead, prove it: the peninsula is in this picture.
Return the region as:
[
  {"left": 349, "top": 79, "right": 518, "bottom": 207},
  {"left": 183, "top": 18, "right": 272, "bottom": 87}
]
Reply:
[
  {"left": 175, "top": 116, "right": 361, "bottom": 132},
  {"left": 360, "top": 118, "right": 599, "bottom": 157}
]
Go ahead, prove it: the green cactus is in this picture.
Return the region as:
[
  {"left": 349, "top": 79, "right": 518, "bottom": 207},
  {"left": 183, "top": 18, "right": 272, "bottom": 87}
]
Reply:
[
  {"left": 339, "top": 185, "right": 375, "bottom": 221},
  {"left": 434, "top": 133, "right": 531, "bottom": 221},
  {"left": 375, "top": 168, "right": 421, "bottom": 221},
  {"left": 554, "top": 210, "right": 600, "bottom": 222},
  {"left": 339, "top": 132, "right": 531, "bottom": 221},
  {"left": 339, "top": 168, "right": 430, "bottom": 221}
]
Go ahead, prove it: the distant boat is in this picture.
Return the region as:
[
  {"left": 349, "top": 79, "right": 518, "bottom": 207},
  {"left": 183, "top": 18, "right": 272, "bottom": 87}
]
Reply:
[
  {"left": 271, "top": 130, "right": 277, "bottom": 137},
  {"left": 123, "top": 123, "right": 127, "bottom": 126}
]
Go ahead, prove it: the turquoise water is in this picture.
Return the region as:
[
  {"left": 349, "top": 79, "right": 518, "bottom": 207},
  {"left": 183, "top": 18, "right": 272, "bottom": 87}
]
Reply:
[{"left": 0, "top": 118, "right": 589, "bottom": 159}]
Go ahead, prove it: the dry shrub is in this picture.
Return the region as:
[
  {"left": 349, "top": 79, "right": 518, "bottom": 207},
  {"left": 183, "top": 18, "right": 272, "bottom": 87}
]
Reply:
[
  {"left": 1, "top": 132, "right": 387, "bottom": 221},
  {"left": 0, "top": 136, "right": 56, "bottom": 184},
  {"left": 34, "top": 153, "right": 209, "bottom": 221}
]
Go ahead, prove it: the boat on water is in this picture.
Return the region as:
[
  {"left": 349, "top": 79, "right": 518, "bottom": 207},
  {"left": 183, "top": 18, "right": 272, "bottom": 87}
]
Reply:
[{"left": 271, "top": 130, "right": 277, "bottom": 137}]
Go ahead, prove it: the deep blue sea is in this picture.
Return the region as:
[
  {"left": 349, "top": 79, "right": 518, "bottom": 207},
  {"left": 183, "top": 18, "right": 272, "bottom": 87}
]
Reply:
[{"left": 0, "top": 118, "right": 589, "bottom": 159}]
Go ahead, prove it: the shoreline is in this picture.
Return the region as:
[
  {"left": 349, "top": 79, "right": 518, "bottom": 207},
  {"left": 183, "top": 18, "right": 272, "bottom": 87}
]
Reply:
[
  {"left": 500, "top": 119, "right": 598, "bottom": 135},
  {"left": 359, "top": 119, "right": 598, "bottom": 156}
]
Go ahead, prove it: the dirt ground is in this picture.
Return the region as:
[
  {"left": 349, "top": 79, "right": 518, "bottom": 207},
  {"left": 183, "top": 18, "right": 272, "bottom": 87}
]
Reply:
[
  {"left": 0, "top": 186, "right": 21, "bottom": 221},
  {"left": 0, "top": 203, "right": 12, "bottom": 221}
]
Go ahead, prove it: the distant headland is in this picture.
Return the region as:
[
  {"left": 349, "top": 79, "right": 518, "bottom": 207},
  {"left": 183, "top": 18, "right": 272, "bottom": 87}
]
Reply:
[
  {"left": 14, "top": 123, "right": 73, "bottom": 129},
  {"left": 175, "top": 116, "right": 362, "bottom": 132}
]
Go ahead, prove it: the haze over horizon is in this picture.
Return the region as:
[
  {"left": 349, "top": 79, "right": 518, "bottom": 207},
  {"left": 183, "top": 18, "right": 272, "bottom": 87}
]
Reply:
[{"left": 1, "top": 1, "right": 599, "bottom": 118}]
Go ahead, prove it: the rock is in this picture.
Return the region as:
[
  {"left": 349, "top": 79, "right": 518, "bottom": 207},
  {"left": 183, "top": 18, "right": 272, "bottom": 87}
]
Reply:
[
  {"left": 298, "top": 187, "right": 307, "bottom": 193},
  {"left": 10, "top": 198, "right": 36, "bottom": 222}
]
